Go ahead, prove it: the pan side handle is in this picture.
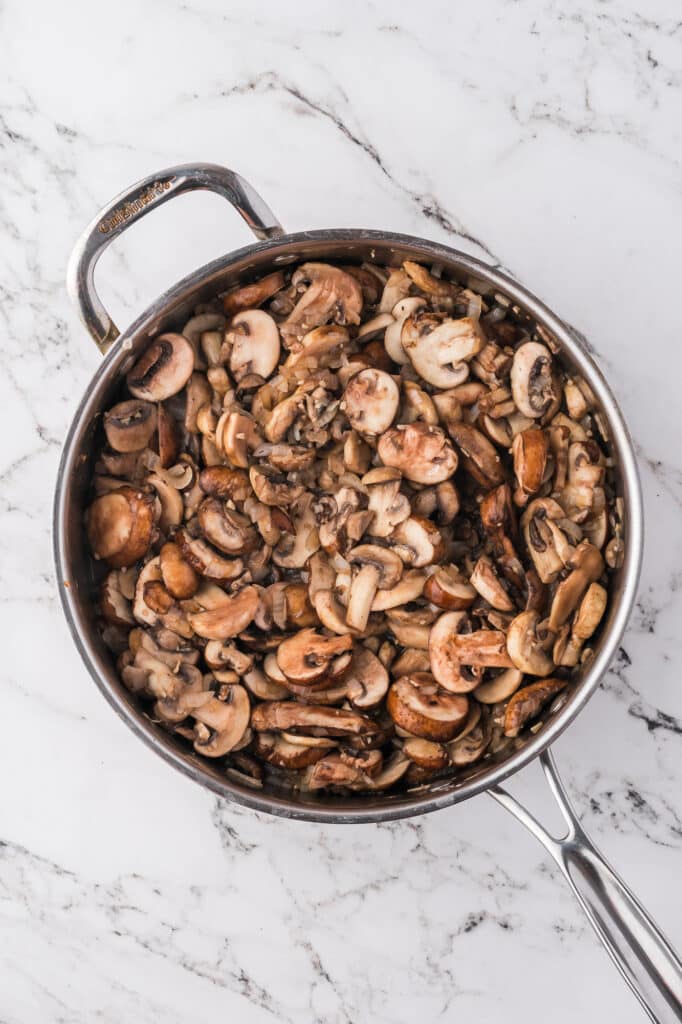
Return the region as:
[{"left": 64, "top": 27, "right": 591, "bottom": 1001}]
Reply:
[
  {"left": 66, "top": 163, "right": 284, "bottom": 355},
  {"left": 490, "top": 750, "right": 682, "bottom": 1024}
]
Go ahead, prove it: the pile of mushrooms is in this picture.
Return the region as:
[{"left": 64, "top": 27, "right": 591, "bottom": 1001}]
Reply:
[{"left": 87, "top": 258, "right": 622, "bottom": 794}]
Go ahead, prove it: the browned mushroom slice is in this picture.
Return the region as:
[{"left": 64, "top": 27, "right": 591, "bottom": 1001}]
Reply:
[
  {"left": 378, "top": 423, "right": 458, "bottom": 485},
  {"left": 470, "top": 556, "right": 515, "bottom": 612},
  {"left": 366, "top": 476, "right": 411, "bottom": 538},
  {"left": 390, "top": 516, "right": 445, "bottom": 569},
  {"left": 387, "top": 673, "right": 469, "bottom": 741},
  {"left": 506, "top": 610, "right": 554, "bottom": 676},
  {"left": 371, "top": 570, "right": 426, "bottom": 611},
  {"left": 548, "top": 541, "right": 604, "bottom": 632},
  {"left": 510, "top": 342, "right": 559, "bottom": 419},
  {"left": 175, "top": 529, "right": 244, "bottom": 582},
  {"left": 242, "top": 667, "right": 289, "bottom": 701},
  {"left": 402, "top": 260, "right": 459, "bottom": 299},
  {"left": 254, "top": 732, "right": 331, "bottom": 769},
  {"left": 100, "top": 570, "right": 135, "bottom": 626},
  {"left": 343, "top": 646, "right": 389, "bottom": 709},
  {"left": 512, "top": 427, "right": 548, "bottom": 507},
  {"left": 184, "top": 373, "right": 213, "bottom": 434},
  {"left": 503, "top": 678, "right": 567, "bottom": 737},
  {"left": 473, "top": 667, "right": 523, "bottom": 704},
  {"left": 226, "top": 309, "right": 281, "bottom": 382},
  {"left": 402, "top": 311, "right": 484, "bottom": 387},
  {"left": 276, "top": 629, "right": 353, "bottom": 684},
  {"left": 430, "top": 611, "right": 514, "bottom": 693},
  {"left": 197, "top": 499, "right": 258, "bottom": 555},
  {"left": 86, "top": 486, "right": 155, "bottom": 568},
  {"left": 448, "top": 719, "right": 491, "bottom": 766},
  {"left": 198, "top": 466, "right": 251, "bottom": 503},
  {"left": 192, "top": 684, "right": 251, "bottom": 756},
  {"left": 249, "top": 465, "right": 304, "bottom": 508},
  {"left": 272, "top": 494, "right": 320, "bottom": 569},
  {"left": 342, "top": 368, "right": 399, "bottom": 435},
  {"left": 446, "top": 422, "right": 505, "bottom": 487},
  {"left": 126, "top": 334, "right": 194, "bottom": 401},
  {"left": 148, "top": 473, "right": 184, "bottom": 531},
  {"left": 402, "top": 737, "right": 450, "bottom": 771},
  {"left": 156, "top": 403, "right": 180, "bottom": 468},
  {"left": 346, "top": 544, "right": 403, "bottom": 632},
  {"left": 423, "top": 565, "right": 477, "bottom": 610},
  {"left": 188, "top": 586, "right": 259, "bottom": 640},
  {"left": 521, "top": 498, "right": 576, "bottom": 584},
  {"left": 386, "top": 607, "right": 434, "bottom": 650},
  {"left": 282, "top": 263, "right": 363, "bottom": 340},
  {"left": 391, "top": 647, "right": 432, "bottom": 677},
  {"left": 368, "top": 751, "right": 411, "bottom": 790},
  {"left": 304, "top": 754, "right": 374, "bottom": 790},
  {"left": 104, "top": 400, "right": 157, "bottom": 453},
  {"left": 222, "top": 270, "right": 285, "bottom": 316},
  {"left": 251, "top": 701, "right": 378, "bottom": 738},
  {"left": 204, "top": 639, "right": 253, "bottom": 675}
]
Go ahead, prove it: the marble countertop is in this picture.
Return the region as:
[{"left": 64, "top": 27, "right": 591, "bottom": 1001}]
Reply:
[{"left": 2, "top": 1, "right": 681, "bottom": 1021}]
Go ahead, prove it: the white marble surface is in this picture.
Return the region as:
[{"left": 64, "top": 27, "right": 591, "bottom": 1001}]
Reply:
[{"left": 1, "top": 1, "right": 681, "bottom": 1021}]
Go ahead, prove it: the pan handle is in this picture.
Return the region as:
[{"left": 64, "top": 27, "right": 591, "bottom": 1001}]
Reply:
[
  {"left": 66, "top": 163, "right": 285, "bottom": 354},
  {"left": 490, "top": 750, "right": 682, "bottom": 1023}
]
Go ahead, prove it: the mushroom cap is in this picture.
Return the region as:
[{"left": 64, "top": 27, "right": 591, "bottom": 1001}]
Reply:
[
  {"left": 342, "top": 368, "right": 399, "bottom": 435},
  {"left": 104, "top": 400, "right": 157, "bottom": 453},
  {"left": 387, "top": 673, "right": 469, "bottom": 741},
  {"left": 228, "top": 308, "right": 281, "bottom": 383},
  {"left": 510, "top": 342, "right": 558, "bottom": 419},
  {"left": 86, "top": 486, "right": 155, "bottom": 568},
  {"left": 126, "top": 334, "right": 194, "bottom": 401},
  {"left": 402, "top": 313, "right": 485, "bottom": 388},
  {"left": 198, "top": 466, "right": 251, "bottom": 503},
  {"left": 378, "top": 423, "right": 458, "bottom": 485},
  {"left": 159, "top": 542, "right": 199, "bottom": 599}
]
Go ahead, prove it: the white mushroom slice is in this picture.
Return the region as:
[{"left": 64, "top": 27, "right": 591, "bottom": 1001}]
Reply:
[
  {"left": 346, "top": 544, "right": 403, "bottom": 632},
  {"left": 389, "top": 517, "right": 444, "bottom": 568},
  {"left": 378, "top": 423, "right": 458, "bottom": 485},
  {"left": 148, "top": 474, "right": 184, "bottom": 530},
  {"left": 188, "top": 586, "right": 260, "bottom": 640},
  {"left": 506, "top": 610, "right": 554, "bottom": 676},
  {"left": 371, "top": 570, "right": 426, "bottom": 611},
  {"left": 510, "top": 342, "right": 559, "bottom": 419},
  {"left": 192, "top": 685, "right": 251, "bottom": 756},
  {"left": 272, "top": 494, "right": 320, "bottom": 569},
  {"left": 251, "top": 702, "right": 379, "bottom": 739},
  {"left": 469, "top": 556, "right": 515, "bottom": 612},
  {"left": 383, "top": 297, "right": 426, "bottom": 364},
  {"left": 385, "top": 607, "right": 435, "bottom": 649},
  {"left": 473, "top": 668, "right": 524, "bottom": 704},
  {"left": 387, "top": 673, "right": 469, "bottom": 741},
  {"left": 126, "top": 334, "right": 194, "bottom": 401},
  {"left": 132, "top": 558, "right": 162, "bottom": 627},
  {"left": 430, "top": 611, "right": 514, "bottom": 693},
  {"left": 313, "top": 590, "right": 360, "bottom": 636},
  {"left": 342, "top": 369, "right": 399, "bottom": 435},
  {"left": 357, "top": 312, "right": 394, "bottom": 340},
  {"left": 228, "top": 309, "right": 281, "bottom": 382},
  {"left": 379, "top": 269, "right": 412, "bottom": 314},
  {"left": 366, "top": 478, "right": 411, "bottom": 538},
  {"left": 448, "top": 721, "right": 491, "bottom": 766},
  {"left": 402, "top": 313, "right": 485, "bottom": 388},
  {"left": 217, "top": 412, "right": 262, "bottom": 468}
]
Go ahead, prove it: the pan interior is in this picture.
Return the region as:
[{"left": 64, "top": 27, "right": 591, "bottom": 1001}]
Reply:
[{"left": 54, "top": 231, "right": 641, "bottom": 823}]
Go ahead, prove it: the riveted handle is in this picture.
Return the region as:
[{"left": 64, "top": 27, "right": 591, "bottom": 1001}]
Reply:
[
  {"left": 490, "top": 751, "right": 682, "bottom": 1023},
  {"left": 67, "top": 163, "right": 285, "bottom": 354}
]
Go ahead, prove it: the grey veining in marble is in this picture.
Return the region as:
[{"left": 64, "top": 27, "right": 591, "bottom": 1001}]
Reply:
[{"left": 1, "top": 1, "right": 681, "bottom": 1021}]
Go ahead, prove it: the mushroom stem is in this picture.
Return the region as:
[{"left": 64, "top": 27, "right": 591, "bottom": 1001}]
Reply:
[{"left": 346, "top": 564, "right": 381, "bottom": 632}]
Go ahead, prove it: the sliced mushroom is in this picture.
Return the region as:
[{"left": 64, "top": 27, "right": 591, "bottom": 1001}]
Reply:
[
  {"left": 385, "top": 607, "right": 434, "bottom": 649},
  {"left": 227, "top": 309, "right": 281, "bottom": 382},
  {"left": 198, "top": 499, "right": 258, "bottom": 554},
  {"left": 402, "top": 312, "right": 484, "bottom": 387},
  {"left": 249, "top": 465, "right": 304, "bottom": 508},
  {"left": 272, "top": 494, "right": 320, "bottom": 569},
  {"left": 283, "top": 263, "right": 362, "bottom": 340},
  {"left": 198, "top": 466, "right": 251, "bottom": 503},
  {"left": 127, "top": 334, "right": 194, "bottom": 401},
  {"left": 448, "top": 718, "right": 491, "bottom": 766},
  {"left": 346, "top": 544, "right": 403, "bottom": 632},
  {"left": 255, "top": 732, "right": 331, "bottom": 770},
  {"left": 148, "top": 473, "right": 184, "bottom": 531},
  {"left": 104, "top": 400, "right": 157, "bottom": 453},
  {"left": 276, "top": 629, "right": 353, "bottom": 684},
  {"left": 366, "top": 476, "right": 411, "bottom": 538},
  {"left": 473, "top": 667, "right": 523, "bottom": 704},
  {"left": 510, "top": 342, "right": 558, "bottom": 419},
  {"left": 242, "top": 667, "right": 289, "bottom": 701},
  {"left": 470, "top": 556, "right": 515, "bottom": 612},
  {"left": 512, "top": 428, "right": 548, "bottom": 506},
  {"left": 506, "top": 610, "right": 554, "bottom": 676},
  {"left": 503, "top": 678, "right": 566, "bottom": 737},
  {"left": 423, "top": 565, "right": 477, "bottom": 610},
  {"left": 100, "top": 570, "right": 135, "bottom": 626},
  {"left": 389, "top": 517, "right": 444, "bottom": 568},
  {"left": 342, "top": 368, "right": 399, "bottom": 435},
  {"left": 343, "top": 646, "right": 390, "bottom": 709},
  {"left": 192, "top": 684, "right": 251, "bottom": 756},
  {"left": 371, "top": 570, "right": 426, "bottom": 611},
  {"left": 378, "top": 423, "right": 458, "bottom": 485},
  {"left": 430, "top": 611, "right": 514, "bottom": 693},
  {"left": 184, "top": 373, "right": 213, "bottom": 434},
  {"left": 86, "top": 486, "right": 155, "bottom": 567},
  {"left": 176, "top": 530, "right": 244, "bottom": 582},
  {"left": 384, "top": 297, "right": 426, "bottom": 363},
  {"left": 188, "top": 586, "right": 259, "bottom": 640},
  {"left": 521, "top": 498, "right": 576, "bottom": 584},
  {"left": 402, "top": 737, "right": 449, "bottom": 771},
  {"left": 251, "top": 701, "right": 378, "bottom": 738},
  {"left": 445, "top": 422, "right": 505, "bottom": 487},
  {"left": 548, "top": 541, "right": 604, "bottom": 631},
  {"left": 217, "top": 412, "right": 262, "bottom": 469},
  {"left": 159, "top": 542, "right": 199, "bottom": 599},
  {"left": 222, "top": 271, "right": 285, "bottom": 317},
  {"left": 387, "top": 673, "right": 469, "bottom": 741}
]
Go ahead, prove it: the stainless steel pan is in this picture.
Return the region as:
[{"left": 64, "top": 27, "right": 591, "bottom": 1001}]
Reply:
[{"left": 54, "top": 163, "right": 682, "bottom": 1021}]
